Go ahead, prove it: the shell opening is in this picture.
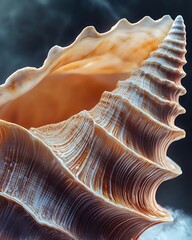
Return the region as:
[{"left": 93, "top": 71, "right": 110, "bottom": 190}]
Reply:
[{"left": 0, "top": 16, "right": 173, "bottom": 128}]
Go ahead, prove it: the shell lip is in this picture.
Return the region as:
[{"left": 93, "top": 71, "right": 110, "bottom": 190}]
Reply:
[{"left": 0, "top": 15, "right": 174, "bottom": 107}]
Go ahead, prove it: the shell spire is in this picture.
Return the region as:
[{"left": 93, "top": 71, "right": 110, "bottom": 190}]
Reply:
[{"left": 0, "top": 16, "right": 187, "bottom": 240}]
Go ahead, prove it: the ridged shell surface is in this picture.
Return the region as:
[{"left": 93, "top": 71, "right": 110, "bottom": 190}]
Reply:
[{"left": 0, "top": 15, "right": 187, "bottom": 240}]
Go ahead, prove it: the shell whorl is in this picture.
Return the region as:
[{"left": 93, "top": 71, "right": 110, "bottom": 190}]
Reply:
[
  {"left": 91, "top": 15, "right": 186, "bottom": 165},
  {"left": 0, "top": 16, "right": 187, "bottom": 240}
]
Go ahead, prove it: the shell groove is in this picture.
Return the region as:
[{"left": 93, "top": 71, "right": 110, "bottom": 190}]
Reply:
[{"left": 0, "top": 15, "right": 187, "bottom": 239}]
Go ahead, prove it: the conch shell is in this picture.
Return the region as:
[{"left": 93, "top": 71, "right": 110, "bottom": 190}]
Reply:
[{"left": 0, "top": 15, "right": 186, "bottom": 240}]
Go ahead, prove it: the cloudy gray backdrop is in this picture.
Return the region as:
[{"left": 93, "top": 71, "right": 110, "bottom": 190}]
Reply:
[{"left": 0, "top": 0, "right": 191, "bottom": 238}]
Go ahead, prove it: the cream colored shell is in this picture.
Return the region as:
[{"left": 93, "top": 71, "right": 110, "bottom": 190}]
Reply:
[
  {"left": 0, "top": 15, "right": 173, "bottom": 128},
  {"left": 0, "top": 15, "right": 186, "bottom": 240}
]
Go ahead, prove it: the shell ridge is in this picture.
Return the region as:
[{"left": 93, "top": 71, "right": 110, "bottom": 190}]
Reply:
[
  {"left": 0, "top": 193, "right": 75, "bottom": 240},
  {"left": 0, "top": 121, "right": 168, "bottom": 240},
  {"left": 31, "top": 112, "right": 174, "bottom": 219},
  {"left": 92, "top": 90, "right": 185, "bottom": 138},
  {"left": 90, "top": 91, "right": 185, "bottom": 170},
  {"left": 113, "top": 82, "right": 185, "bottom": 126},
  {"left": 119, "top": 71, "right": 186, "bottom": 102}
]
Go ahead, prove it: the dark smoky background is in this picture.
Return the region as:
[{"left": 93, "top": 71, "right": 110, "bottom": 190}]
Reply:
[{"left": 0, "top": 0, "right": 191, "bottom": 215}]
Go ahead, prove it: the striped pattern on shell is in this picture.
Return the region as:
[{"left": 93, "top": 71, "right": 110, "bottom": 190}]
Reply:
[{"left": 0, "top": 15, "right": 186, "bottom": 239}]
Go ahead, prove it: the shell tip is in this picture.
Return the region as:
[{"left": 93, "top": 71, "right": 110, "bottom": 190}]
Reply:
[
  {"left": 175, "top": 15, "right": 184, "bottom": 20},
  {"left": 174, "top": 15, "right": 185, "bottom": 25}
]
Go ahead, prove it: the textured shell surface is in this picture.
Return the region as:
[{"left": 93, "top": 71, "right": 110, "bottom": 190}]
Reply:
[{"left": 0, "top": 15, "right": 187, "bottom": 240}]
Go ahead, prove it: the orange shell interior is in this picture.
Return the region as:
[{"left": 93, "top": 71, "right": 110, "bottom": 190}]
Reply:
[{"left": 0, "top": 17, "right": 173, "bottom": 128}]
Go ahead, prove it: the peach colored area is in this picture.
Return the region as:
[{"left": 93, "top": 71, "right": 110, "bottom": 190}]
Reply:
[{"left": 0, "top": 17, "right": 172, "bottom": 128}]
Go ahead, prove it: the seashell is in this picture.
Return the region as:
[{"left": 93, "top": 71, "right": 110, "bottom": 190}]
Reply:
[
  {"left": 0, "top": 15, "right": 186, "bottom": 240},
  {"left": 0, "top": 15, "right": 173, "bottom": 128}
]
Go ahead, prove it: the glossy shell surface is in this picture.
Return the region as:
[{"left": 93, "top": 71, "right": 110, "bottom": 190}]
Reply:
[{"left": 0, "top": 15, "right": 187, "bottom": 240}]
